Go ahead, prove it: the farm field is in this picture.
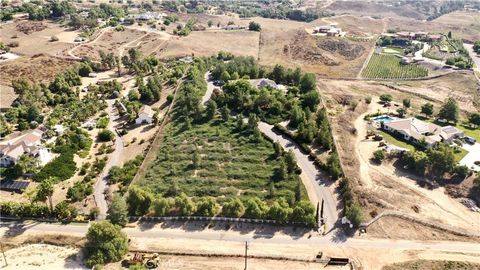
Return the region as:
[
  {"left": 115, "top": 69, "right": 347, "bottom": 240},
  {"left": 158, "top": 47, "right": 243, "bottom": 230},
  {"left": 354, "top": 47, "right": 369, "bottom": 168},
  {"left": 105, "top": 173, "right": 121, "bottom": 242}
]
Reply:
[
  {"left": 362, "top": 54, "right": 428, "bottom": 79},
  {"left": 136, "top": 118, "right": 307, "bottom": 204}
]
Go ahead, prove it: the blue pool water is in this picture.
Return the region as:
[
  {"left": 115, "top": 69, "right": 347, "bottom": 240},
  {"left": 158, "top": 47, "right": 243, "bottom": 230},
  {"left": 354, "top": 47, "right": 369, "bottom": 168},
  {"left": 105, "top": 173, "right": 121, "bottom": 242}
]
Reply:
[{"left": 373, "top": 116, "right": 395, "bottom": 123}]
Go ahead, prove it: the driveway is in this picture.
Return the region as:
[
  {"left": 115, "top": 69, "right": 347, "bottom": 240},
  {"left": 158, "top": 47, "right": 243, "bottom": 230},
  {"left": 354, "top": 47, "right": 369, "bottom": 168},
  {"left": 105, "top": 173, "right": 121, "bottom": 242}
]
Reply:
[
  {"left": 93, "top": 99, "right": 125, "bottom": 219},
  {"left": 464, "top": 43, "right": 480, "bottom": 71},
  {"left": 460, "top": 142, "right": 480, "bottom": 172}
]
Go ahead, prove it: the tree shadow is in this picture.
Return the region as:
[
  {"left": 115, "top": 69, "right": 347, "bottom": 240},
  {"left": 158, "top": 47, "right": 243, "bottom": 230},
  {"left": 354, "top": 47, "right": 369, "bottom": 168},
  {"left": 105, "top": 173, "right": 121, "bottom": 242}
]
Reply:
[{"left": 0, "top": 221, "right": 40, "bottom": 238}]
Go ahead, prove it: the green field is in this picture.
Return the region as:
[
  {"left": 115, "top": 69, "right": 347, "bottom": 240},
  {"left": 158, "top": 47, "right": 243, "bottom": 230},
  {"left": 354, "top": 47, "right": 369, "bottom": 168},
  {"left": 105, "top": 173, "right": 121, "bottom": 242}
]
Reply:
[
  {"left": 362, "top": 54, "right": 428, "bottom": 79},
  {"left": 382, "top": 47, "right": 405, "bottom": 55},
  {"left": 137, "top": 118, "right": 307, "bottom": 204}
]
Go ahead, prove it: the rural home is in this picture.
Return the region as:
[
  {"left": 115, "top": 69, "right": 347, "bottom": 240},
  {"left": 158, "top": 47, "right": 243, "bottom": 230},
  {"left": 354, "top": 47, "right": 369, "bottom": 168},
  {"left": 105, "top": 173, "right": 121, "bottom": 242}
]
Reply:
[
  {"left": 314, "top": 25, "right": 344, "bottom": 36},
  {"left": 382, "top": 118, "right": 464, "bottom": 147},
  {"left": 0, "top": 129, "right": 53, "bottom": 167},
  {"left": 136, "top": 105, "right": 154, "bottom": 125}
]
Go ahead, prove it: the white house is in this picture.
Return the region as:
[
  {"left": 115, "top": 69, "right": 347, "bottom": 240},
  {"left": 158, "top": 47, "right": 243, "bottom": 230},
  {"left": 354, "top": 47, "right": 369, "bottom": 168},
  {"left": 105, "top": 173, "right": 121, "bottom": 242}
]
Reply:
[
  {"left": 135, "top": 105, "right": 154, "bottom": 125},
  {"left": 0, "top": 129, "right": 53, "bottom": 167}
]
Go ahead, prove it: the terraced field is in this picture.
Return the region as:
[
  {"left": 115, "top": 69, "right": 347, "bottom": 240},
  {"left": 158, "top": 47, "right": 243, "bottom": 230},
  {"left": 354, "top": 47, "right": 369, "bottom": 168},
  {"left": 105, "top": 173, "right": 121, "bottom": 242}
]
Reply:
[{"left": 362, "top": 54, "right": 428, "bottom": 79}]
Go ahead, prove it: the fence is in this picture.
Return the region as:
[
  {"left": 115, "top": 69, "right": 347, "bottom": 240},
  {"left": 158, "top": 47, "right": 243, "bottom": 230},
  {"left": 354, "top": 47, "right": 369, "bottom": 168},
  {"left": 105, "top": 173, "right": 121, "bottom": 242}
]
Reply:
[{"left": 129, "top": 215, "right": 312, "bottom": 227}]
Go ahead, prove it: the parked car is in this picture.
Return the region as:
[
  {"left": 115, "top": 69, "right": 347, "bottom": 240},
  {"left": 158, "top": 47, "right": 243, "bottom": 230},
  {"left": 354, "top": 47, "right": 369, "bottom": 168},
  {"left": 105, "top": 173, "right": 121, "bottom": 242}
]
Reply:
[{"left": 464, "top": 136, "right": 476, "bottom": 144}]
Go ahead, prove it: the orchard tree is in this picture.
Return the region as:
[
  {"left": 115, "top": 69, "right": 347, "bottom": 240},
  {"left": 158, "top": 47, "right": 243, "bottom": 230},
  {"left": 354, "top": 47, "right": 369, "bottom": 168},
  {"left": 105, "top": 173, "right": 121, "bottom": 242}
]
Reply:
[
  {"left": 152, "top": 197, "right": 171, "bottom": 216},
  {"left": 290, "top": 201, "right": 316, "bottom": 227},
  {"left": 299, "top": 73, "right": 316, "bottom": 93},
  {"left": 107, "top": 194, "right": 129, "bottom": 226},
  {"left": 267, "top": 199, "right": 291, "bottom": 224},
  {"left": 83, "top": 221, "right": 128, "bottom": 268},
  {"left": 222, "top": 198, "right": 245, "bottom": 217},
  {"left": 195, "top": 197, "right": 219, "bottom": 216},
  {"left": 468, "top": 112, "right": 480, "bottom": 128},
  {"left": 244, "top": 197, "right": 267, "bottom": 219},
  {"left": 379, "top": 94, "right": 393, "bottom": 104},
  {"left": 205, "top": 100, "right": 217, "bottom": 121},
  {"left": 126, "top": 187, "right": 153, "bottom": 215},
  {"left": 174, "top": 193, "right": 196, "bottom": 216}
]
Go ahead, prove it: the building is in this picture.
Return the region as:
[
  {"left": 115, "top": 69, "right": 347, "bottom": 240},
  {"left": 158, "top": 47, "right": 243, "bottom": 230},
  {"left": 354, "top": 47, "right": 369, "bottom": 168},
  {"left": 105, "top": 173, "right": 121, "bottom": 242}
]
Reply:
[
  {"left": 382, "top": 118, "right": 464, "bottom": 147},
  {"left": 0, "top": 129, "right": 53, "bottom": 167},
  {"left": 249, "top": 78, "right": 279, "bottom": 90},
  {"left": 314, "top": 25, "right": 344, "bottom": 36},
  {"left": 135, "top": 105, "right": 154, "bottom": 125}
]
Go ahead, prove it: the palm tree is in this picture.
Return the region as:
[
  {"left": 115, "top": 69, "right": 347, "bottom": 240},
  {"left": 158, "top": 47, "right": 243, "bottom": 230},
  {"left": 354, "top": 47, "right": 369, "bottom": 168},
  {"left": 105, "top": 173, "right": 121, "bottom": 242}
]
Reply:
[{"left": 36, "top": 177, "right": 55, "bottom": 212}]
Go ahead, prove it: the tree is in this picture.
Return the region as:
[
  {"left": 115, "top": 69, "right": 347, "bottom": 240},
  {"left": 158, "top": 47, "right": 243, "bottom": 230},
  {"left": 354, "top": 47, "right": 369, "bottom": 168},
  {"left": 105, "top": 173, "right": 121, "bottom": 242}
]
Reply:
[
  {"left": 248, "top": 21, "right": 261, "bottom": 31},
  {"left": 222, "top": 198, "right": 245, "bottom": 217},
  {"left": 290, "top": 201, "right": 316, "bottom": 226},
  {"left": 196, "top": 197, "right": 219, "bottom": 216},
  {"left": 299, "top": 73, "right": 316, "bottom": 93},
  {"left": 273, "top": 141, "right": 282, "bottom": 157},
  {"left": 301, "top": 90, "right": 320, "bottom": 111},
  {"left": 372, "top": 149, "right": 385, "bottom": 163},
  {"left": 402, "top": 98, "right": 411, "bottom": 108},
  {"left": 248, "top": 113, "right": 258, "bottom": 129},
  {"left": 107, "top": 195, "right": 128, "bottom": 226},
  {"left": 221, "top": 106, "right": 230, "bottom": 122},
  {"left": 271, "top": 64, "right": 285, "bottom": 83},
  {"left": 126, "top": 187, "right": 153, "bottom": 215},
  {"left": 152, "top": 197, "right": 171, "bottom": 216},
  {"left": 379, "top": 94, "right": 393, "bottom": 104},
  {"left": 438, "top": 97, "right": 459, "bottom": 124},
  {"left": 289, "top": 105, "right": 306, "bottom": 129},
  {"left": 98, "top": 129, "right": 115, "bottom": 142},
  {"left": 396, "top": 107, "right": 406, "bottom": 118},
  {"left": 54, "top": 201, "right": 77, "bottom": 220},
  {"left": 36, "top": 177, "right": 55, "bottom": 211},
  {"left": 284, "top": 150, "right": 297, "bottom": 173},
  {"left": 174, "top": 193, "right": 196, "bottom": 216},
  {"left": 474, "top": 41, "right": 480, "bottom": 53},
  {"left": 192, "top": 148, "right": 201, "bottom": 169},
  {"left": 272, "top": 160, "right": 288, "bottom": 182},
  {"left": 243, "top": 197, "right": 267, "bottom": 219},
  {"left": 267, "top": 199, "right": 291, "bottom": 224},
  {"left": 83, "top": 221, "right": 128, "bottom": 268},
  {"left": 421, "top": 102, "right": 434, "bottom": 118},
  {"left": 426, "top": 144, "right": 455, "bottom": 177},
  {"left": 468, "top": 112, "right": 480, "bottom": 128},
  {"left": 205, "top": 100, "right": 217, "bottom": 121},
  {"left": 345, "top": 202, "right": 362, "bottom": 227}
]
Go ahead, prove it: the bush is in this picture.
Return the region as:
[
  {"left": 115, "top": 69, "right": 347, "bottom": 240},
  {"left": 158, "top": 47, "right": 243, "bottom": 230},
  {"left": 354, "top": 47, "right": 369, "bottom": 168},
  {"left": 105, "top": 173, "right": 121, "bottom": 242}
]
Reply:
[
  {"left": 166, "top": 94, "right": 174, "bottom": 103},
  {"left": 50, "top": 36, "right": 59, "bottom": 42},
  {"left": 345, "top": 202, "right": 362, "bottom": 227},
  {"left": 372, "top": 149, "right": 385, "bottom": 163},
  {"left": 67, "top": 181, "right": 93, "bottom": 202},
  {"left": 98, "top": 129, "right": 115, "bottom": 142},
  {"left": 7, "top": 41, "right": 19, "bottom": 47}
]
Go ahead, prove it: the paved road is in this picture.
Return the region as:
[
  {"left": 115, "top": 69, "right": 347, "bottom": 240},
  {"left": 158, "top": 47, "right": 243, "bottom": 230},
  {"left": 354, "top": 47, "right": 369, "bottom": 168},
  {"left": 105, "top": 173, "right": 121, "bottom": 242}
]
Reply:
[
  {"left": 93, "top": 100, "right": 124, "bottom": 219},
  {"left": 257, "top": 122, "right": 339, "bottom": 230},
  {"left": 203, "top": 74, "right": 339, "bottom": 230},
  {"left": 2, "top": 222, "right": 480, "bottom": 254}
]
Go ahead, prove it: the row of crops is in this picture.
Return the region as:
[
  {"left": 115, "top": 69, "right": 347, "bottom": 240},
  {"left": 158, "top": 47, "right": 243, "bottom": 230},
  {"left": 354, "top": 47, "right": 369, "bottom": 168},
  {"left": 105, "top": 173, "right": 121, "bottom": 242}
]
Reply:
[{"left": 362, "top": 54, "right": 428, "bottom": 79}]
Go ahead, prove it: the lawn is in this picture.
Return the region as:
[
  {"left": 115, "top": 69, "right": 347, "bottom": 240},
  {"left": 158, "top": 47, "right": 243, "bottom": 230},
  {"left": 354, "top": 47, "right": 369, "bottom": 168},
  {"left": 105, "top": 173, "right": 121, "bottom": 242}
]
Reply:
[
  {"left": 378, "top": 130, "right": 417, "bottom": 151},
  {"left": 136, "top": 117, "right": 307, "bottom": 204},
  {"left": 382, "top": 47, "right": 404, "bottom": 55},
  {"left": 453, "top": 147, "right": 468, "bottom": 162},
  {"left": 419, "top": 117, "right": 480, "bottom": 142}
]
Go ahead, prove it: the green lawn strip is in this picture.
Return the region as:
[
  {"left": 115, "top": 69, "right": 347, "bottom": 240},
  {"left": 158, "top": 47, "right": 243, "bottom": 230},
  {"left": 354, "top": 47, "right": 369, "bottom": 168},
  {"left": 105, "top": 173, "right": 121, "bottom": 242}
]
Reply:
[
  {"left": 382, "top": 47, "right": 405, "bottom": 55},
  {"left": 453, "top": 148, "right": 468, "bottom": 163},
  {"left": 378, "top": 130, "right": 417, "bottom": 151},
  {"left": 419, "top": 117, "right": 480, "bottom": 142}
]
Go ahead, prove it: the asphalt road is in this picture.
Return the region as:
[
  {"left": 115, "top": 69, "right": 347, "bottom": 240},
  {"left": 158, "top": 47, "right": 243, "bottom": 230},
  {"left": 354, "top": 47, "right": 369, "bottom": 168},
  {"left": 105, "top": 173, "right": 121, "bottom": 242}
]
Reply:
[{"left": 2, "top": 222, "right": 479, "bottom": 254}]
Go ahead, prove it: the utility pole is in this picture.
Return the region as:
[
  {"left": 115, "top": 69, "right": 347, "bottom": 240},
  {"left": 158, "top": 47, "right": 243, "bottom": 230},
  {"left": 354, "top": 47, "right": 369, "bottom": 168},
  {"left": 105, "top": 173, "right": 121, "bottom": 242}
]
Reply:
[{"left": 244, "top": 241, "right": 248, "bottom": 270}]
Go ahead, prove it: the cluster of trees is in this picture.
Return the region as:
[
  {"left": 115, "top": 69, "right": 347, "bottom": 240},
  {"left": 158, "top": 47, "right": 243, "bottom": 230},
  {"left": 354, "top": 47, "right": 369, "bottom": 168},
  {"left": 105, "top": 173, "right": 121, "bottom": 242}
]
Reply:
[
  {"left": 115, "top": 187, "right": 317, "bottom": 226},
  {"left": 235, "top": 3, "right": 332, "bottom": 22},
  {"left": 446, "top": 55, "right": 473, "bottom": 69},
  {"left": 108, "top": 155, "right": 144, "bottom": 188},
  {"left": 401, "top": 144, "right": 468, "bottom": 178},
  {"left": 67, "top": 180, "right": 93, "bottom": 202},
  {"left": 248, "top": 21, "right": 261, "bottom": 31},
  {"left": 137, "top": 73, "right": 162, "bottom": 102},
  {"left": 1, "top": 200, "right": 77, "bottom": 220},
  {"left": 174, "top": 20, "right": 194, "bottom": 36}
]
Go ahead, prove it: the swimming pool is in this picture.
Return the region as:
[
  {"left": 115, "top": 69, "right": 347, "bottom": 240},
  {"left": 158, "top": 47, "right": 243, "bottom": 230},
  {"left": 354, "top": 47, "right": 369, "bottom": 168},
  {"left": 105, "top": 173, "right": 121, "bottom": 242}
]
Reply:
[{"left": 373, "top": 116, "right": 395, "bottom": 123}]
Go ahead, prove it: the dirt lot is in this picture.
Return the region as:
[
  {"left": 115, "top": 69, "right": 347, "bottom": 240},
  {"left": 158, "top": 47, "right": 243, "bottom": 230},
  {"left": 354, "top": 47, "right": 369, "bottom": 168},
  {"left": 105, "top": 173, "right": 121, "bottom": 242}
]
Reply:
[
  {"left": 158, "top": 30, "right": 259, "bottom": 59},
  {"left": 70, "top": 28, "right": 147, "bottom": 60},
  {"left": 383, "top": 260, "right": 480, "bottom": 270},
  {"left": 0, "top": 20, "right": 79, "bottom": 57}
]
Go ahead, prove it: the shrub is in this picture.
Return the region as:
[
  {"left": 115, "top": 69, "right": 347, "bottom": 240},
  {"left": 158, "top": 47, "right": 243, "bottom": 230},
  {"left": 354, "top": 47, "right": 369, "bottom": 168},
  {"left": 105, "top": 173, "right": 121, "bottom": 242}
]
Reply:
[
  {"left": 98, "top": 129, "right": 115, "bottom": 142},
  {"left": 7, "top": 41, "right": 19, "bottom": 47},
  {"left": 372, "top": 149, "right": 385, "bottom": 163},
  {"left": 33, "top": 148, "right": 76, "bottom": 182},
  {"left": 166, "top": 94, "right": 174, "bottom": 103},
  {"left": 50, "top": 36, "right": 59, "bottom": 42}
]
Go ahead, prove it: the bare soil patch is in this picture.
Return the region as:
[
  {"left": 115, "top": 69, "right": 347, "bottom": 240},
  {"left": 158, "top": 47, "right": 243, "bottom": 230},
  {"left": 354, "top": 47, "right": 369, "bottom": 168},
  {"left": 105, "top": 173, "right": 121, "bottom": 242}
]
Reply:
[
  {"left": 71, "top": 28, "right": 147, "bottom": 60},
  {"left": 158, "top": 30, "right": 259, "bottom": 59},
  {"left": 382, "top": 260, "right": 480, "bottom": 270}
]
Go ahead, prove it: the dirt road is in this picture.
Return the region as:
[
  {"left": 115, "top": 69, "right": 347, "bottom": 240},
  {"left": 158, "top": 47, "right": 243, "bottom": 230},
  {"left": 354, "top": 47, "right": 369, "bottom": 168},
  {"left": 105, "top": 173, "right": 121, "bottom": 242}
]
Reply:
[{"left": 2, "top": 221, "right": 479, "bottom": 255}]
